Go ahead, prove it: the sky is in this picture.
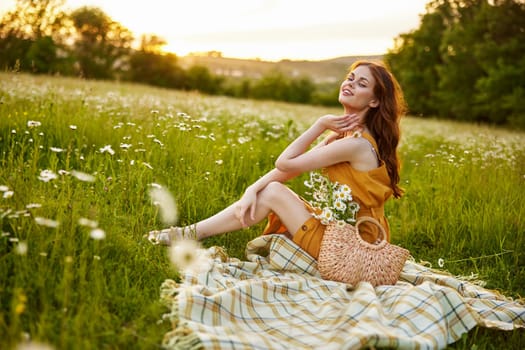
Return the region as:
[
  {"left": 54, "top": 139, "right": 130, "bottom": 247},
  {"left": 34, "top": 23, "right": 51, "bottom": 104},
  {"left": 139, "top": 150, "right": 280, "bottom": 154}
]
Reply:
[{"left": 1, "top": 0, "right": 430, "bottom": 61}]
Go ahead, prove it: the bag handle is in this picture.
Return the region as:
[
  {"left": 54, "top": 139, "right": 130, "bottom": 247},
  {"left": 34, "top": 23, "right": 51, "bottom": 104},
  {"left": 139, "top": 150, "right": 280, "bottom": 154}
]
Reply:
[{"left": 356, "top": 216, "right": 387, "bottom": 242}]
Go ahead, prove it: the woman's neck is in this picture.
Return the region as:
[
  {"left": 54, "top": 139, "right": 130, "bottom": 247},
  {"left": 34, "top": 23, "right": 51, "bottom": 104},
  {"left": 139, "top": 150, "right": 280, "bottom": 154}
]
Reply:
[{"left": 344, "top": 108, "right": 367, "bottom": 120}]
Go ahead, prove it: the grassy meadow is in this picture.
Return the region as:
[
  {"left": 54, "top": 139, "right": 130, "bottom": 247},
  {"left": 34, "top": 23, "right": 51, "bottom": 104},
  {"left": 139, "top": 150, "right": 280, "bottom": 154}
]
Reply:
[{"left": 1, "top": 72, "right": 524, "bottom": 349}]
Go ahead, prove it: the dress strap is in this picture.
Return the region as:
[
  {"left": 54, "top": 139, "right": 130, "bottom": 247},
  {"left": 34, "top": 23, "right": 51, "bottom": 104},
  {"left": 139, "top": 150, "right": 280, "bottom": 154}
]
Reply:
[{"left": 361, "top": 132, "right": 381, "bottom": 165}]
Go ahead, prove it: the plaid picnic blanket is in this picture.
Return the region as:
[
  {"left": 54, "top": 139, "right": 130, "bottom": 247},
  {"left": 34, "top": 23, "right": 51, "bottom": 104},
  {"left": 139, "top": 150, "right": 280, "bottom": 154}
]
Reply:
[{"left": 160, "top": 235, "right": 525, "bottom": 349}]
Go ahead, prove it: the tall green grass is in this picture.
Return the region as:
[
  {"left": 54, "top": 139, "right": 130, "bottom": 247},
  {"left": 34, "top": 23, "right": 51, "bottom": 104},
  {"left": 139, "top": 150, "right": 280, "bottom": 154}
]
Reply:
[{"left": 1, "top": 72, "right": 524, "bottom": 349}]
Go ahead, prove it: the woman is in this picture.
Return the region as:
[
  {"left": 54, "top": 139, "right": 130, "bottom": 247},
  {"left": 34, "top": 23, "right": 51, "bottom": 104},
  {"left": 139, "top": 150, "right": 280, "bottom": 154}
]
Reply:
[{"left": 148, "top": 60, "right": 406, "bottom": 259}]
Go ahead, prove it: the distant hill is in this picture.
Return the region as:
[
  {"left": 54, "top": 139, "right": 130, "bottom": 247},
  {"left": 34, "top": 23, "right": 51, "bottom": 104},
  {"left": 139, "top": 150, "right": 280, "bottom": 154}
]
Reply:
[{"left": 178, "top": 54, "right": 383, "bottom": 84}]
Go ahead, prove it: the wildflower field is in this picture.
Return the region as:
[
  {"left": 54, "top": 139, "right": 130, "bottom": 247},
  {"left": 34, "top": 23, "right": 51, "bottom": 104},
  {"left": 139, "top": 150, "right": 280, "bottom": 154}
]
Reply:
[{"left": 1, "top": 72, "right": 524, "bottom": 349}]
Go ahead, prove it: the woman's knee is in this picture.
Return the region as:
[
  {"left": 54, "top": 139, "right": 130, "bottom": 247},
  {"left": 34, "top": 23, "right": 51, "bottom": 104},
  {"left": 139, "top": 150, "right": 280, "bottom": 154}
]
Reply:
[{"left": 259, "top": 182, "right": 289, "bottom": 204}]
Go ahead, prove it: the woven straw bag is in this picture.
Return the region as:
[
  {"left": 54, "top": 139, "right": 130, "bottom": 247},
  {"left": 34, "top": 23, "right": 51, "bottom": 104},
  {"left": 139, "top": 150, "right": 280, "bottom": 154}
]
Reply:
[{"left": 317, "top": 216, "right": 410, "bottom": 287}]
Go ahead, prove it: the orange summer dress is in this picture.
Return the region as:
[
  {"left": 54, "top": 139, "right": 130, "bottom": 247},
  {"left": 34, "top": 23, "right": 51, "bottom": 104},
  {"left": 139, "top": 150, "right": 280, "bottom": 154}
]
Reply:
[{"left": 262, "top": 132, "right": 394, "bottom": 259}]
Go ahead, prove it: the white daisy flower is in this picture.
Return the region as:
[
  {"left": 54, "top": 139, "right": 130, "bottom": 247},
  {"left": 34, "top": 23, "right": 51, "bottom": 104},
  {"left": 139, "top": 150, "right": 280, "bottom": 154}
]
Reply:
[
  {"left": 38, "top": 170, "right": 58, "bottom": 182},
  {"left": 333, "top": 199, "right": 347, "bottom": 212},
  {"left": 71, "top": 170, "right": 96, "bottom": 182},
  {"left": 34, "top": 217, "right": 59, "bottom": 228},
  {"left": 15, "top": 241, "right": 28, "bottom": 255},
  {"left": 27, "top": 120, "right": 41, "bottom": 128},
  {"left": 26, "top": 203, "right": 42, "bottom": 209},
  {"left": 168, "top": 239, "right": 212, "bottom": 274},
  {"left": 305, "top": 172, "right": 360, "bottom": 224},
  {"left": 99, "top": 145, "right": 115, "bottom": 155},
  {"left": 78, "top": 217, "right": 98, "bottom": 228},
  {"left": 90, "top": 228, "right": 106, "bottom": 240},
  {"left": 149, "top": 184, "right": 178, "bottom": 225},
  {"left": 15, "top": 340, "right": 55, "bottom": 350},
  {"left": 319, "top": 207, "right": 334, "bottom": 223},
  {"left": 336, "top": 220, "right": 347, "bottom": 228}
]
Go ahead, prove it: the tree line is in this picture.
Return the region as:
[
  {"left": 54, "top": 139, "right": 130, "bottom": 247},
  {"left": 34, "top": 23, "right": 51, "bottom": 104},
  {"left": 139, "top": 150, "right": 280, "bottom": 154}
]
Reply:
[
  {"left": 385, "top": 0, "right": 525, "bottom": 127},
  {"left": 1, "top": 0, "right": 524, "bottom": 127},
  {"left": 0, "top": 0, "right": 323, "bottom": 105}
]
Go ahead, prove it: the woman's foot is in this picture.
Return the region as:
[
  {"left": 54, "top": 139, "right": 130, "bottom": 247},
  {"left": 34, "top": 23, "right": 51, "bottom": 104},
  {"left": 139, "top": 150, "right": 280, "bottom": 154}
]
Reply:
[{"left": 147, "top": 226, "right": 196, "bottom": 245}]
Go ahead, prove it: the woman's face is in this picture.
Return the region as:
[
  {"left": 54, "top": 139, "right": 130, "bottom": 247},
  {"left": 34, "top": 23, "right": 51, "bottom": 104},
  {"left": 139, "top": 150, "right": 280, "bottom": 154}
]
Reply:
[{"left": 338, "top": 65, "right": 379, "bottom": 114}]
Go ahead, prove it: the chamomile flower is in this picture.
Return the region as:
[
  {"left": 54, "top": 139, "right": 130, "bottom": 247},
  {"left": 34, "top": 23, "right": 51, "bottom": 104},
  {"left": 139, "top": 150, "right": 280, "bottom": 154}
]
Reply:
[
  {"left": 305, "top": 172, "right": 360, "bottom": 225},
  {"left": 319, "top": 207, "right": 334, "bottom": 225},
  {"left": 149, "top": 184, "right": 178, "bottom": 225},
  {"left": 15, "top": 341, "right": 55, "bottom": 350},
  {"left": 90, "top": 228, "right": 106, "bottom": 240},
  {"left": 99, "top": 145, "right": 115, "bottom": 155},
  {"left": 26, "top": 203, "right": 42, "bottom": 209},
  {"left": 27, "top": 120, "right": 41, "bottom": 128},
  {"left": 71, "top": 170, "right": 95, "bottom": 182},
  {"left": 78, "top": 217, "right": 98, "bottom": 228},
  {"left": 34, "top": 217, "right": 59, "bottom": 228},
  {"left": 15, "top": 241, "right": 28, "bottom": 255},
  {"left": 168, "top": 239, "right": 212, "bottom": 274},
  {"left": 333, "top": 199, "right": 347, "bottom": 212},
  {"left": 38, "top": 170, "right": 57, "bottom": 182}
]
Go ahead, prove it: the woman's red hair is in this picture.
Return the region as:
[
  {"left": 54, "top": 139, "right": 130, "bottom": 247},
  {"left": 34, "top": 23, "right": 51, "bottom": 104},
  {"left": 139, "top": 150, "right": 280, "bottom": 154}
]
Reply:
[{"left": 350, "top": 60, "right": 406, "bottom": 198}]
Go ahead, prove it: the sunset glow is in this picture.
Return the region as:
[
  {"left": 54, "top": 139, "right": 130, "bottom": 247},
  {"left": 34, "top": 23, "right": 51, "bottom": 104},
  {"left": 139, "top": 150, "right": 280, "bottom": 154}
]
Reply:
[{"left": 1, "top": 0, "right": 429, "bottom": 60}]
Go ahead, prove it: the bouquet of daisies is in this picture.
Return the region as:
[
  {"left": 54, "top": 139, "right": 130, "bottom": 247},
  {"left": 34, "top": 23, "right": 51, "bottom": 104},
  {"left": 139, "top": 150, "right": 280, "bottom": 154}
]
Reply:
[{"left": 304, "top": 172, "right": 360, "bottom": 226}]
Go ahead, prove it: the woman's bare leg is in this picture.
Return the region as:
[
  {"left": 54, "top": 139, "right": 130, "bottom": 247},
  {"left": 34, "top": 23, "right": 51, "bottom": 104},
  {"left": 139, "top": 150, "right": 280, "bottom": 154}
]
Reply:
[{"left": 170, "top": 182, "right": 312, "bottom": 240}]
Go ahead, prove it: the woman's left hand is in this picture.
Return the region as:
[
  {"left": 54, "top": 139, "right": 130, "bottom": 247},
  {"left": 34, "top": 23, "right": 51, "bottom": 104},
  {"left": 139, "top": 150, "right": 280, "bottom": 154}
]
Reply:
[{"left": 235, "top": 188, "right": 258, "bottom": 227}]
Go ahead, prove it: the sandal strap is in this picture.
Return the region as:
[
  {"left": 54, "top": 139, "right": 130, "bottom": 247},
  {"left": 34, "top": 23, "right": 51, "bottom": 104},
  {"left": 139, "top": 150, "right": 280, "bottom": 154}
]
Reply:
[{"left": 147, "top": 226, "right": 197, "bottom": 245}]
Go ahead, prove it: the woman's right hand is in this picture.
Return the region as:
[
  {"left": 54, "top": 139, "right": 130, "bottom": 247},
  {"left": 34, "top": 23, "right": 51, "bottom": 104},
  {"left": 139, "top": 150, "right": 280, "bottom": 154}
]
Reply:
[{"left": 318, "top": 114, "right": 361, "bottom": 134}]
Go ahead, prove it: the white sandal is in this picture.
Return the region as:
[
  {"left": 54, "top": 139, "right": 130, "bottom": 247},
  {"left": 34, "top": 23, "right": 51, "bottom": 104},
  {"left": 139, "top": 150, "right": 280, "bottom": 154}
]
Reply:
[{"left": 147, "top": 226, "right": 196, "bottom": 245}]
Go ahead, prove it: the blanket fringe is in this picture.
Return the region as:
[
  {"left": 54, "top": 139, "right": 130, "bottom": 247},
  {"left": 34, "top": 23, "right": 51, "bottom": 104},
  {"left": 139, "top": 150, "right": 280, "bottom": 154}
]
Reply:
[
  {"left": 415, "top": 259, "right": 524, "bottom": 304},
  {"left": 157, "top": 236, "right": 525, "bottom": 349},
  {"left": 160, "top": 279, "right": 204, "bottom": 350},
  {"left": 209, "top": 245, "right": 230, "bottom": 262},
  {"left": 162, "top": 325, "right": 203, "bottom": 350}
]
